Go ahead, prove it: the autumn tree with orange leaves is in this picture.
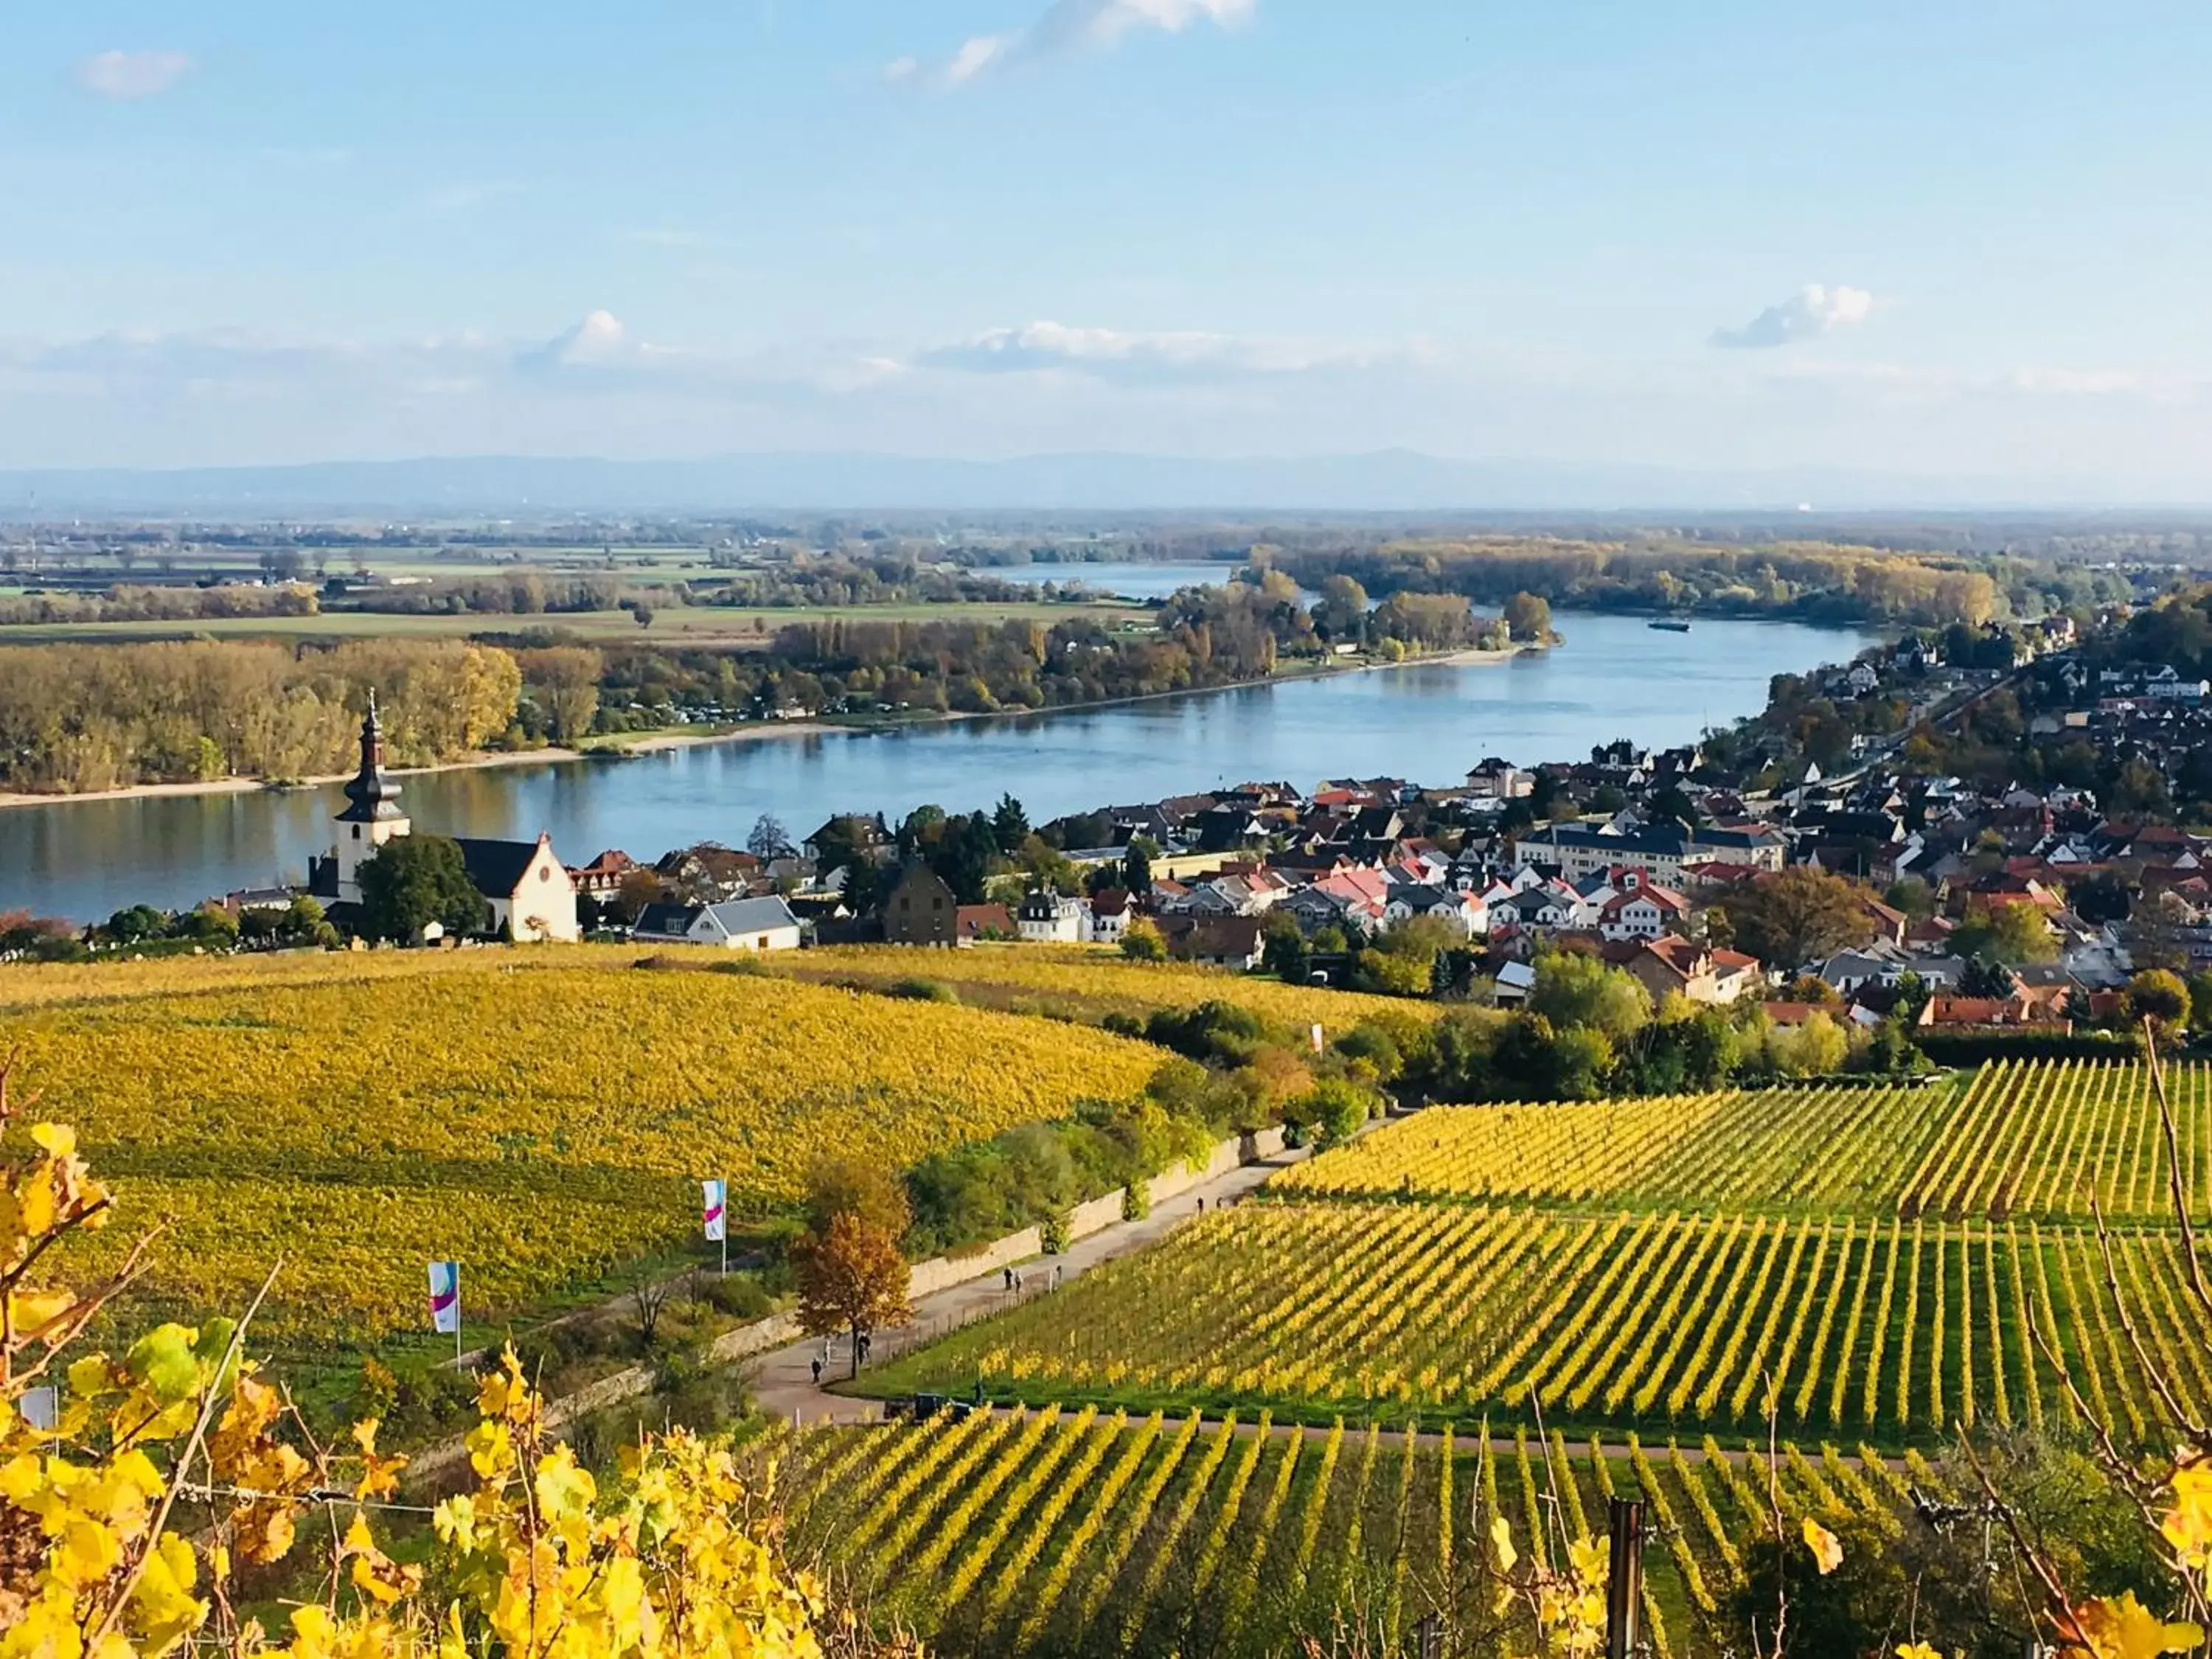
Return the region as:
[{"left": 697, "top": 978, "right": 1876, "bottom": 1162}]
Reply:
[{"left": 793, "top": 1212, "right": 911, "bottom": 1382}]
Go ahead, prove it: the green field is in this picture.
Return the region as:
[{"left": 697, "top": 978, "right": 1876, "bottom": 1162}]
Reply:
[{"left": 0, "top": 596, "right": 1142, "bottom": 647}]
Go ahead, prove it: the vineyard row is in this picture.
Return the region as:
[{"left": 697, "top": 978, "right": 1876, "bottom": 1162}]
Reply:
[
  {"left": 771, "top": 1410, "right": 1947, "bottom": 1659},
  {"left": 864, "top": 1200, "right": 2208, "bottom": 1441},
  {"left": 1275, "top": 1060, "right": 2212, "bottom": 1223}
]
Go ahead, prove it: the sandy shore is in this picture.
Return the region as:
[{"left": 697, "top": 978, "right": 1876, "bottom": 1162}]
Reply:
[{"left": 0, "top": 643, "right": 1530, "bottom": 812}]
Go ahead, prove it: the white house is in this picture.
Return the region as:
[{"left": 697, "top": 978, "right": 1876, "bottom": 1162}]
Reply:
[
  {"left": 1595, "top": 872, "right": 1694, "bottom": 943},
  {"left": 1382, "top": 883, "right": 1485, "bottom": 939},
  {"left": 632, "top": 895, "right": 802, "bottom": 951},
  {"left": 1464, "top": 759, "right": 1535, "bottom": 799},
  {"left": 1088, "top": 888, "right": 1132, "bottom": 945},
  {"left": 1017, "top": 889, "right": 1088, "bottom": 943},
  {"left": 456, "top": 835, "right": 582, "bottom": 943}
]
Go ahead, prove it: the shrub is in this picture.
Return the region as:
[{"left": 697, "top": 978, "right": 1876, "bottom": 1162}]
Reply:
[
  {"left": 887, "top": 976, "right": 960, "bottom": 1003},
  {"left": 1120, "top": 918, "right": 1168, "bottom": 961},
  {"left": 701, "top": 1272, "right": 775, "bottom": 1322},
  {"left": 1298, "top": 1077, "right": 1376, "bottom": 1148}
]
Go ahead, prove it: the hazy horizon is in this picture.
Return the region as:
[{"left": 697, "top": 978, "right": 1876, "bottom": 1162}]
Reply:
[{"left": 7, "top": 448, "right": 2212, "bottom": 519}]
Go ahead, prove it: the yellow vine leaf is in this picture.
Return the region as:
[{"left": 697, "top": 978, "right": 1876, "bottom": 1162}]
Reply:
[
  {"left": 1802, "top": 1515, "right": 1844, "bottom": 1575},
  {"left": 2161, "top": 1461, "right": 2212, "bottom": 1573},
  {"left": 2067, "top": 1593, "right": 2205, "bottom": 1659}
]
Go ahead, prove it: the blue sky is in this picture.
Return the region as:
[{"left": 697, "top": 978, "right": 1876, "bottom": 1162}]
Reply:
[{"left": 4, "top": 0, "right": 2211, "bottom": 493}]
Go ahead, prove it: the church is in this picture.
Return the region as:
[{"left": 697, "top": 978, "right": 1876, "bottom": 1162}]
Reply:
[{"left": 310, "top": 695, "right": 580, "bottom": 943}]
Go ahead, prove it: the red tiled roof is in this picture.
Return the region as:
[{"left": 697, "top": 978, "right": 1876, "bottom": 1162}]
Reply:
[{"left": 956, "top": 904, "right": 1015, "bottom": 940}]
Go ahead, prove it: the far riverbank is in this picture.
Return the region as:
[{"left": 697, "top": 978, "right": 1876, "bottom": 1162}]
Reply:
[{"left": 0, "top": 640, "right": 1521, "bottom": 813}]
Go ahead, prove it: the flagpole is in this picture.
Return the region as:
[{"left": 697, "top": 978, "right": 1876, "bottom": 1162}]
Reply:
[{"left": 454, "top": 1264, "right": 463, "bottom": 1364}]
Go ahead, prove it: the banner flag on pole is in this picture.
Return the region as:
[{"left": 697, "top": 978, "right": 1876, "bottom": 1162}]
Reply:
[
  {"left": 702, "top": 1179, "right": 727, "bottom": 1242},
  {"left": 428, "top": 1261, "right": 461, "bottom": 1335},
  {"left": 18, "top": 1385, "right": 58, "bottom": 1432}
]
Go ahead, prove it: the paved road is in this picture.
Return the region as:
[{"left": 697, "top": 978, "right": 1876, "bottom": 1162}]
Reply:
[{"left": 746, "top": 1144, "right": 1313, "bottom": 1425}]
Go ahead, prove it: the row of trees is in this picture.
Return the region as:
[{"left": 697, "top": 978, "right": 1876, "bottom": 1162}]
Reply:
[
  {"left": 0, "top": 580, "right": 321, "bottom": 625},
  {"left": 0, "top": 636, "right": 618, "bottom": 793},
  {"left": 0, "top": 638, "right": 526, "bottom": 793},
  {"left": 1268, "top": 537, "right": 2128, "bottom": 631}
]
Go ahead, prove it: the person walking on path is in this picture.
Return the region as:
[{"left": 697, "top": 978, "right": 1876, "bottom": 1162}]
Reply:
[{"left": 810, "top": 1357, "right": 822, "bottom": 1387}]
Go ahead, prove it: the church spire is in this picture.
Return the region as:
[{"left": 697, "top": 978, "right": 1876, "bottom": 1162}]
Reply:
[{"left": 338, "top": 691, "right": 406, "bottom": 823}]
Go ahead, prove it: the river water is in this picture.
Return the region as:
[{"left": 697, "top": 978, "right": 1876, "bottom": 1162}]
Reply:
[{"left": 0, "top": 611, "right": 1871, "bottom": 920}]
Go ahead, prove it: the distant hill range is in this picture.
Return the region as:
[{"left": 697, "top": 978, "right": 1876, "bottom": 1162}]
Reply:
[{"left": 0, "top": 450, "right": 2180, "bottom": 518}]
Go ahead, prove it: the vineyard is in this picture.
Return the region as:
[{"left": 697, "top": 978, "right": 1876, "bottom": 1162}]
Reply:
[
  {"left": 1273, "top": 1060, "right": 2212, "bottom": 1222},
  {"left": 799, "top": 1054, "right": 2212, "bottom": 1653},
  {"left": 0, "top": 956, "right": 1159, "bottom": 1340},
  {"left": 776, "top": 943, "right": 1440, "bottom": 1030},
  {"left": 860, "top": 1199, "right": 2211, "bottom": 1442},
  {"left": 767, "top": 1408, "right": 1931, "bottom": 1658}
]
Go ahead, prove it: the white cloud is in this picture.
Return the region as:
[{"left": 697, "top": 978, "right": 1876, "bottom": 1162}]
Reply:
[
  {"left": 943, "top": 34, "right": 1015, "bottom": 85},
  {"left": 919, "top": 319, "right": 1372, "bottom": 380},
  {"left": 1711, "top": 284, "right": 1876, "bottom": 349},
  {"left": 891, "top": 0, "right": 1254, "bottom": 89},
  {"left": 539, "top": 310, "right": 632, "bottom": 367},
  {"left": 75, "top": 49, "right": 195, "bottom": 100}
]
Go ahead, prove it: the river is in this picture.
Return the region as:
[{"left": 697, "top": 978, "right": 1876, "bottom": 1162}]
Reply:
[{"left": 0, "top": 611, "right": 1872, "bottom": 920}]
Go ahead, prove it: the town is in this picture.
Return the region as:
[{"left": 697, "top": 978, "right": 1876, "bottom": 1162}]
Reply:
[{"left": 15, "top": 599, "right": 2212, "bottom": 1075}]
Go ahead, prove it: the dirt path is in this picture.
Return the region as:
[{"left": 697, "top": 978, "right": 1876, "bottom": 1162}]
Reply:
[{"left": 745, "top": 1145, "right": 1313, "bottom": 1425}]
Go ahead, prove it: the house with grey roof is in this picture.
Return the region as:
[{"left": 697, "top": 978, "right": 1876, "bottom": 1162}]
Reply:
[{"left": 632, "top": 894, "right": 803, "bottom": 951}]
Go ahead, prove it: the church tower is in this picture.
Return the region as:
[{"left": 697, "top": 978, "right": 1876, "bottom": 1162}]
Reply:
[{"left": 332, "top": 692, "right": 411, "bottom": 904}]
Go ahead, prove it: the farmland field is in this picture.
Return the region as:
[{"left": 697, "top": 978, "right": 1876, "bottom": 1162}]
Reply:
[
  {"left": 1273, "top": 1061, "right": 2212, "bottom": 1222},
  {"left": 0, "top": 597, "right": 1139, "bottom": 647},
  {"left": 0, "top": 951, "right": 1160, "bottom": 1340},
  {"left": 767, "top": 1408, "right": 1923, "bottom": 1658}
]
